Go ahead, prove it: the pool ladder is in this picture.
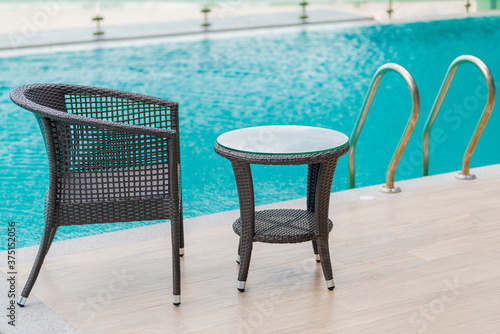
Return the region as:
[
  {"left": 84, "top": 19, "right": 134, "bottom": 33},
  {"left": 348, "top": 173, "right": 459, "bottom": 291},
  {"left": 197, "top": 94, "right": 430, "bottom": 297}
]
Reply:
[
  {"left": 347, "top": 55, "right": 496, "bottom": 193},
  {"left": 422, "top": 55, "right": 496, "bottom": 180}
]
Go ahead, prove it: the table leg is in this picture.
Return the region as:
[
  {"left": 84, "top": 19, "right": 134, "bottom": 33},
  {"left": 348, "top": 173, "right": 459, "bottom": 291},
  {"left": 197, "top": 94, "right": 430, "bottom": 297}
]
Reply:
[
  {"left": 231, "top": 161, "right": 255, "bottom": 292},
  {"left": 307, "top": 163, "right": 321, "bottom": 262},
  {"left": 314, "top": 159, "right": 339, "bottom": 290}
]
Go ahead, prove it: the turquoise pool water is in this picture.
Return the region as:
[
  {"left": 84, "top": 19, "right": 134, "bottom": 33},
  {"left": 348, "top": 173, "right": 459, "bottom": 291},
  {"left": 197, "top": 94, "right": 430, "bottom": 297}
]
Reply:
[{"left": 1, "top": 16, "right": 499, "bottom": 250}]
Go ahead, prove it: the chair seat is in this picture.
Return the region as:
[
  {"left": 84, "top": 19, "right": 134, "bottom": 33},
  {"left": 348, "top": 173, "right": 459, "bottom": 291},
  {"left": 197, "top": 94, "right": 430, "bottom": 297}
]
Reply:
[
  {"left": 57, "top": 163, "right": 170, "bottom": 202},
  {"left": 54, "top": 197, "right": 174, "bottom": 226},
  {"left": 53, "top": 164, "right": 173, "bottom": 226}
]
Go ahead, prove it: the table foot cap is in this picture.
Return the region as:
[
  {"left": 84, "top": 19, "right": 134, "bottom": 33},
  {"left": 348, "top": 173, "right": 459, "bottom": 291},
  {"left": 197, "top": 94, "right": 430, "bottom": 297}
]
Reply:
[
  {"left": 236, "top": 255, "right": 240, "bottom": 264},
  {"left": 315, "top": 254, "right": 321, "bottom": 262},
  {"left": 17, "top": 296, "right": 27, "bottom": 307},
  {"left": 238, "top": 281, "right": 246, "bottom": 292},
  {"left": 326, "top": 279, "right": 335, "bottom": 290},
  {"left": 179, "top": 248, "right": 184, "bottom": 257},
  {"left": 173, "top": 295, "right": 181, "bottom": 306}
]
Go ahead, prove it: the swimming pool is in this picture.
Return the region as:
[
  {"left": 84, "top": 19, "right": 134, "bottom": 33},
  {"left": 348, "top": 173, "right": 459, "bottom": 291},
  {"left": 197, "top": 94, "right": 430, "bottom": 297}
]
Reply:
[{"left": 1, "top": 15, "right": 499, "bottom": 250}]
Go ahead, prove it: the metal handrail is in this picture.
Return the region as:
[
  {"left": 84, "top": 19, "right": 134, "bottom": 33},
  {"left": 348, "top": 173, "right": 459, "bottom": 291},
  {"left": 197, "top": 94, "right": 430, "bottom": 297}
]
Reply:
[
  {"left": 348, "top": 63, "right": 420, "bottom": 193},
  {"left": 422, "top": 55, "right": 496, "bottom": 179}
]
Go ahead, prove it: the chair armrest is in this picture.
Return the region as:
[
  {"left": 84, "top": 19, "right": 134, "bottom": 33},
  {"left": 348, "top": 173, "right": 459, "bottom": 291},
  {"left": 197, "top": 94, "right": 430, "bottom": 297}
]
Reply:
[{"left": 11, "top": 86, "right": 178, "bottom": 138}]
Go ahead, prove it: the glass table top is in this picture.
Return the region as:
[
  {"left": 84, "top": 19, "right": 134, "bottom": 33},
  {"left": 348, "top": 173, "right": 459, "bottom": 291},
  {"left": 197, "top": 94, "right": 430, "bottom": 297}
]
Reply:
[{"left": 216, "top": 125, "right": 349, "bottom": 155}]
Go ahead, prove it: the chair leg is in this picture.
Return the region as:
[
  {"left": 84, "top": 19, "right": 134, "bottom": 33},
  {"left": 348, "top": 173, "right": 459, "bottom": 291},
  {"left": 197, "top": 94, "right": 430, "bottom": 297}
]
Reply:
[
  {"left": 17, "top": 225, "right": 55, "bottom": 307},
  {"left": 46, "top": 226, "right": 58, "bottom": 254},
  {"left": 171, "top": 218, "right": 181, "bottom": 306},
  {"left": 178, "top": 156, "right": 185, "bottom": 258},
  {"left": 179, "top": 212, "right": 185, "bottom": 257},
  {"left": 312, "top": 240, "right": 320, "bottom": 262},
  {"left": 316, "top": 236, "right": 335, "bottom": 290}
]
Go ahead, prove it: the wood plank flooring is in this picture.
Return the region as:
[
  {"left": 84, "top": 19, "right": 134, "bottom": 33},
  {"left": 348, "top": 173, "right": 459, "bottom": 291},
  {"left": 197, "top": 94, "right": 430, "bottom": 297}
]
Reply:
[{"left": 7, "top": 174, "right": 500, "bottom": 333}]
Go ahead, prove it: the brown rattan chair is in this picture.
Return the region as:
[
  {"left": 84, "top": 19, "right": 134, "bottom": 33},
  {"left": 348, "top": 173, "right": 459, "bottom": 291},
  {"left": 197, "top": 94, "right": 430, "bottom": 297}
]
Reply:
[{"left": 10, "top": 84, "right": 184, "bottom": 306}]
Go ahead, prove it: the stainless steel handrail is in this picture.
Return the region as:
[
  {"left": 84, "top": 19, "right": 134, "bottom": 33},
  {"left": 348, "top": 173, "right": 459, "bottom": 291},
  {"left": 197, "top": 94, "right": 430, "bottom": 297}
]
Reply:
[
  {"left": 348, "top": 63, "right": 420, "bottom": 193},
  {"left": 422, "top": 55, "right": 496, "bottom": 179}
]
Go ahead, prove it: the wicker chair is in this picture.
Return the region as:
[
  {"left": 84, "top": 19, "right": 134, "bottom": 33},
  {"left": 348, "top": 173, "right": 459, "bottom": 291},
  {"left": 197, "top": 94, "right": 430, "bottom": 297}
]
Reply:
[{"left": 10, "top": 84, "right": 184, "bottom": 306}]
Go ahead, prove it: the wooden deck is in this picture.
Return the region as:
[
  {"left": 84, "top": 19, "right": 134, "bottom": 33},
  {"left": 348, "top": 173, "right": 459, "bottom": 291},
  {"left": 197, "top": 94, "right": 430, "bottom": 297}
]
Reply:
[{"left": 9, "top": 171, "right": 500, "bottom": 333}]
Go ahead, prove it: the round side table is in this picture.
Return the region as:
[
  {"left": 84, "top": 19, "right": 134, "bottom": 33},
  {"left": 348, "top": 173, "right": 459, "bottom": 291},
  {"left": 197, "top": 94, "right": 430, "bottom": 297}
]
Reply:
[{"left": 214, "top": 125, "right": 349, "bottom": 292}]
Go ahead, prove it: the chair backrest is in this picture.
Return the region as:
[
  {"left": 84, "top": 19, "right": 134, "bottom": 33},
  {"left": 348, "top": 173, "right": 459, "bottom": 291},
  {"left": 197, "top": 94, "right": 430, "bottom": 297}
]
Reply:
[{"left": 10, "top": 84, "right": 180, "bottom": 220}]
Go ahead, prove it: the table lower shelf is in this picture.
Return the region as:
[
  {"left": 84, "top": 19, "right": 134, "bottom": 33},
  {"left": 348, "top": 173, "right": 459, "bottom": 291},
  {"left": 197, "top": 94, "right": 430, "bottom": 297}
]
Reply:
[{"left": 232, "top": 209, "right": 333, "bottom": 244}]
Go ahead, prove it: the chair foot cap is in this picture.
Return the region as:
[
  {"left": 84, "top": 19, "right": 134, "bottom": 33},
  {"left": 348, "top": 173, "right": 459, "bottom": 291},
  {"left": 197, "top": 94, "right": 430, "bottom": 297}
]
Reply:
[
  {"left": 238, "top": 281, "right": 246, "bottom": 292},
  {"left": 179, "top": 248, "right": 184, "bottom": 257},
  {"left": 173, "top": 295, "right": 181, "bottom": 305},
  {"left": 326, "top": 279, "right": 335, "bottom": 290},
  {"left": 236, "top": 255, "right": 240, "bottom": 264},
  {"left": 315, "top": 254, "right": 321, "bottom": 262},
  {"left": 17, "top": 296, "right": 27, "bottom": 307}
]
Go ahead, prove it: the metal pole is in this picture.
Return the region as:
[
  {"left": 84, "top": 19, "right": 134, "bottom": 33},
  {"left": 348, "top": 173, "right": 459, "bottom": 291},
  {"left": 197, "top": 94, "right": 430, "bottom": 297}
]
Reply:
[
  {"left": 387, "top": 0, "right": 394, "bottom": 18},
  {"left": 465, "top": 0, "right": 471, "bottom": 12},
  {"left": 201, "top": 7, "right": 211, "bottom": 31},
  {"left": 299, "top": 2, "right": 309, "bottom": 24},
  {"left": 92, "top": 0, "right": 104, "bottom": 40}
]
